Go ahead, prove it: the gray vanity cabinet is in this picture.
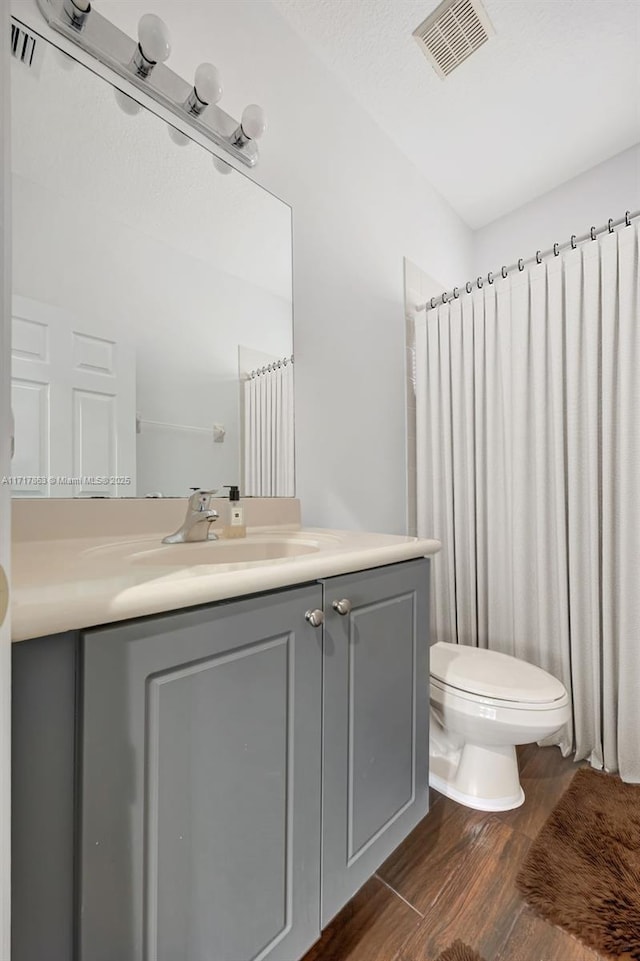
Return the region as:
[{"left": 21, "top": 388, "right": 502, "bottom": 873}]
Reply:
[
  {"left": 320, "top": 559, "right": 430, "bottom": 925},
  {"left": 79, "top": 584, "right": 324, "bottom": 961},
  {"left": 12, "top": 560, "right": 432, "bottom": 961}
]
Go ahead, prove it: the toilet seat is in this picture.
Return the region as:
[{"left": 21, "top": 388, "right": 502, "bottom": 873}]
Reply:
[
  {"left": 430, "top": 641, "right": 566, "bottom": 705},
  {"left": 430, "top": 675, "right": 569, "bottom": 712}
]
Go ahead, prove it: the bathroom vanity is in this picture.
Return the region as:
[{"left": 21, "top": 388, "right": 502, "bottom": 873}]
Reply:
[{"left": 11, "top": 510, "right": 439, "bottom": 961}]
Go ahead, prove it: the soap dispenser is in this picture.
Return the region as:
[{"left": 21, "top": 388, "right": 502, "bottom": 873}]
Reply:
[{"left": 222, "top": 485, "right": 246, "bottom": 539}]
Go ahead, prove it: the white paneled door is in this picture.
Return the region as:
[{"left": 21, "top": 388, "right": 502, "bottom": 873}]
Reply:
[{"left": 11, "top": 296, "right": 136, "bottom": 497}]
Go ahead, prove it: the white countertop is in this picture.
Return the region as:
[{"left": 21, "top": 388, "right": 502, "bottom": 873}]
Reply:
[{"left": 11, "top": 526, "right": 441, "bottom": 641}]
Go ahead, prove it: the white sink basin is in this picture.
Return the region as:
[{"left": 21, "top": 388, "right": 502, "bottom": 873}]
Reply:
[
  {"left": 130, "top": 537, "right": 322, "bottom": 567},
  {"left": 79, "top": 531, "right": 339, "bottom": 570}
]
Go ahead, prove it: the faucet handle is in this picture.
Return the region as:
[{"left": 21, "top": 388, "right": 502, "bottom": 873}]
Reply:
[{"left": 187, "top": 488, "right": 219, "bottom": 511}]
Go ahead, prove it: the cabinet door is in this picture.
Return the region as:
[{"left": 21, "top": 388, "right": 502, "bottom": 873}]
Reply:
[
  {"left": 321, "top": 559, "right": 430, "bottom": 925},
  {"left": 80, "top": 585, "right": 323, "bottom": 961}
]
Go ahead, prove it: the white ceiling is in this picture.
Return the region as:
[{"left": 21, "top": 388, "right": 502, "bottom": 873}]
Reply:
[{"left": 273, "top": 0, "right": 640, "bottom": 228}]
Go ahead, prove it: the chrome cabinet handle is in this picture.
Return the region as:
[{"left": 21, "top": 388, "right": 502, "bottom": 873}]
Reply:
[
  {"left": 332, "top": 598, "right": 352, "bottom": 616},
  {"left": 305, "top": 609, "right": 325, "bottom": 628}
]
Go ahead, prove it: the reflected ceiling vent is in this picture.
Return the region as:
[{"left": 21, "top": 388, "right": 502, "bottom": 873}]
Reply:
[
  {"left": 413, "top": 0, "right": 494, "bottom": 79},
  {"left": 9, "top": 20, "right": 43, "bottom": 75}
]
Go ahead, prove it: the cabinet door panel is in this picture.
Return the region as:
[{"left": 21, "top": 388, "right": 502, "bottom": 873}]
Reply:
[
  {"left": 12, "top": 633, "right": 79, "bottom": 961},
  {"left": 150, "top": 637, "right": 290, "bottom": 961},
  {"left": 349, "top": 593, "right": 416, "bottom": 856},
  {"left": 80, "top": 586, "right": 323, "bottom": 961},
  {"left": 321, "top": 560, "right": 430, "bottom": 925}
]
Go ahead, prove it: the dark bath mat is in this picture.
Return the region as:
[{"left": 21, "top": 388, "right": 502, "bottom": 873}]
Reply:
[
  {"left": 516, "top": 766, "right": 640, "bottom": 960},
  {"left": 434, "top": 942, "right": 487, "bottom": 961}
]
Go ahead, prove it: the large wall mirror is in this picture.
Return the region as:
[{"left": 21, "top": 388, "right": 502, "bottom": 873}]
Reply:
[{"left": 9, "top": 25, "right": 293, "bottom": 498}]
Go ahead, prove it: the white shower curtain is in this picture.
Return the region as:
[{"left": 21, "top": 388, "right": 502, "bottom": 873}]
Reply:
[
  {"left": 416, "top": 222, "right": 640, "bottom": 781},
  {"left": 243, "top": 361, "right": 295, "bottom": 497}
]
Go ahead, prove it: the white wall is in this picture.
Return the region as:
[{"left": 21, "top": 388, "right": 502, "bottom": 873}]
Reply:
[
  {"left": 474, "top": 144, "right": 640, "bottom": 274},
  {"left": 71, "top": 0, "right": 474, "bottom": 534},
  {"left": 238, "top": 346, "right": 281, "bottom": 377},
  {"left": 0, "top": 5, "right": 11, "bottom": 957}
]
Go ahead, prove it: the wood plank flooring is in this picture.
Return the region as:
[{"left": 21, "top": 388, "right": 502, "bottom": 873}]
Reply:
[{"left": 303, "top": 745, "right": 604, "bottom": 961}]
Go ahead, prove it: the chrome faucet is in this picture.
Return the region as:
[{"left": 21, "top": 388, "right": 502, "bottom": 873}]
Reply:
[{"left": 162, "top": 489, "right": 220, "bottom": 544}]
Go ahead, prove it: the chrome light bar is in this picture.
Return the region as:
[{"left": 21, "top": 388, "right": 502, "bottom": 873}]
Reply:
[{"left": 36, "top": 0, "right": 266, "bottom": 168}]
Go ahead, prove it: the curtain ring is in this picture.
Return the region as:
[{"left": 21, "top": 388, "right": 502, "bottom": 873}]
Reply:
[
  {"left": 501, "top": 265, "right": 508, "bottom": 278},
  {"left": 590, "top": 226, "right": 596, "bottom": 240},
  {"left": 518, "top": 258, "right": 524, "bottom": 271},
  {"left": 430, "top": 297, "right": 437, "bottom": 309},
  {"left": 570, "top": 235, "right": 576, "bottom": 249},
  {"left": 477, "top": 276, "right": 483, "bottom": 288},
  {"left": 453, "top": 287, "right": 459, "bottom": 299},
  {"left": 608, "top": 218, "right": 614, "bottom": 233},
  {"left": 553, "top": 243, "right": 559, "bottom": 256},
  {"left": 625, "top": 210, "right": 631, "bottom": 227},
  {"left": 536, "top": 250, "right": 542, "bottom": 264},
  {"left": 442, "top": 292, "right": 448, "bottom": 304},
  {"left": 465, "top": 281, "right": 472, "bottom": 294},
  {"left": 487, "top": 271, "right": 494, "bottom": 284}
]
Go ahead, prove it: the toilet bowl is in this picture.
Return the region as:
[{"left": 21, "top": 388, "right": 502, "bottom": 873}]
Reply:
[{"left": 429, "top": 642, "right": 570, "bottom": 812}]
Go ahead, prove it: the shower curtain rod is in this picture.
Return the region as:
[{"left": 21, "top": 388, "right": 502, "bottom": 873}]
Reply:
[
  {"left": 416, "top": 209, "right": 640, "bottom": 311},
  {"left": 248, "top": 355, "right": 294, "bottom": 379}
]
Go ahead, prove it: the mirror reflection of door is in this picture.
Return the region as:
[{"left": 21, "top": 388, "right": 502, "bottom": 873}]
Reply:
[{"left": 11, "top": 295, "right": 136, "bottom": 498}]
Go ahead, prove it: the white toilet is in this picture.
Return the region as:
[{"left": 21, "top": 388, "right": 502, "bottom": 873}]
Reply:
[{"left": 429, "top": 642, "right": 570, "bottom": 812}]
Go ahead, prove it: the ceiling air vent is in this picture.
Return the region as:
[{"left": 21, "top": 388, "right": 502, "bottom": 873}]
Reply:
[{"left": 413, "top": 0, "right": 494, "bottom": 79}]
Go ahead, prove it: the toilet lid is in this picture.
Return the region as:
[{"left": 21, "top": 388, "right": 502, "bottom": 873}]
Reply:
[{"left": 430, "top": 642, "right": 567, "bottom": 704}]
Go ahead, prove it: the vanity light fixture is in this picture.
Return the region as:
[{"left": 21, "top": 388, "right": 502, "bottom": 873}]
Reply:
[
  {"left": 34, "top": 0, "right": 267, "bottom": 167},
  {"left": 62, "top": 0, "right": 90, "bottom": 30},
  {"left": 185, "top": 62, "right": 222, "bottom": 116},
  {"left": 231, "top": 104, "right": 267, "bottom": 147},
  {"left": 131, "top": 13, "right": 171, "bottom": 79}
]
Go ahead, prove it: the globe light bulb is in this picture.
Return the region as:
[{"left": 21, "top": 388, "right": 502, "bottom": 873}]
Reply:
[
  {"left": 194, "top": 63, "right": 222, "bottom": 106},
  {"left": 63, "top": 0, "right": 91, "bottom": 29},
  {"left": 185, "top": 62, "right": 223, "bottom": 116},
  {"left": 241, "top": 104, "right": 266, "bottom": 141},
  {"left": 137, "top": 13, "right": 171, "bottom": 65}
]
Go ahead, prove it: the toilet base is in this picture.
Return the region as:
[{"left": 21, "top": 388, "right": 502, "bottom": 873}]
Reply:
[{"left": 429, "top": 743, "right": 526, "bottom": 812}]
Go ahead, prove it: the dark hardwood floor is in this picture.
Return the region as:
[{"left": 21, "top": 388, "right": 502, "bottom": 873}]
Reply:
[{"left": 303, "top": 745, "right": 603, "bottom": 961}]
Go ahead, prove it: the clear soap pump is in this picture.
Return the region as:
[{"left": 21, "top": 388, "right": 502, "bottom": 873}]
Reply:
[{"left": 222, "top": 485, "right": 246, "bottom": 539}]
